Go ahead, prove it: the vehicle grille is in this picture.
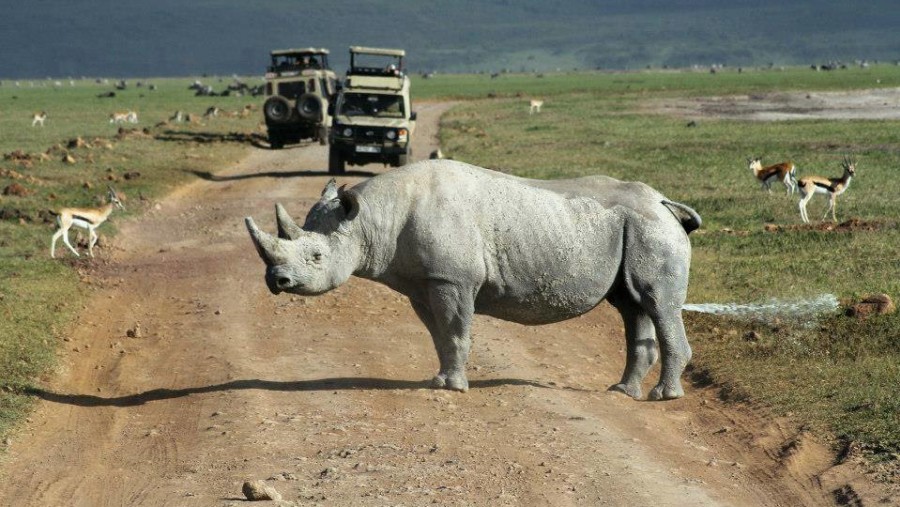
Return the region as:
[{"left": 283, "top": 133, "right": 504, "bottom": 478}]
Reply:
[{"left": 353, "top": 127, "right": 388, "bottom": 143}]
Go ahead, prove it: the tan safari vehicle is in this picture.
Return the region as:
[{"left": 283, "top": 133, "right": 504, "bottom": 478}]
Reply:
[
  {"left": 328, "top": 46, "right": 416, "bottom": 174},
  {"left": 263, "top": 48, "right": 338, "bottom": 149}
]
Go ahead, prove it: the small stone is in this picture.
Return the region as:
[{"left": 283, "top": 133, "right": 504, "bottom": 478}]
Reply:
[{"left": 242, "top": 480, "right": 281, "bottom": 501}]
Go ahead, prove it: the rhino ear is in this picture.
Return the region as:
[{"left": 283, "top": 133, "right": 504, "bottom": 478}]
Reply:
[
  {"left": 321, "top": 178, "right": 338, "bottom": 201},
  {"left": 338, "top": 188, "right": 359, "bottom": 221}
]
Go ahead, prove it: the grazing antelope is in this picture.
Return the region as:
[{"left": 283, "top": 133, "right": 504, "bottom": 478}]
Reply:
[
  {"left": 169, "top": 110, "right": 184, "bottom": 123},
  {"left": 747, "top": 157, "right": 797, "bottom": 195},
  {"left": 529, "top": 99, "right": 544, "bottom": 114},
  {"left": 203, "top": 106, "right": 220, "bottom": 119},
  {"left": 109, "top": 111, "right": 138, "bottom": 124},
  {"left": 31, "top": 111, "right": 47, "bottom": 127},
  {"left": 50, "top": 187, "right": 125, "bottom": 258},
  {"left": 797, "top": 156, "right": 856, "bottom": 223}
]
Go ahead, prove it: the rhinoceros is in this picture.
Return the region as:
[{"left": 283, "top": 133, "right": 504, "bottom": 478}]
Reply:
[{"left": 246, "top": 160, "right": 701, "bottom": 400}]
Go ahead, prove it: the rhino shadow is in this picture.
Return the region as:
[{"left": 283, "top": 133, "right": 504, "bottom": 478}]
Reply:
[{"left": 22, "top": 377, "right": 577, "bottom": 408}]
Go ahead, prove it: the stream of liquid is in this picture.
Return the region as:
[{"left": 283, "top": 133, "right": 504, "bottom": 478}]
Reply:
[{"left": 682, "top": 294, "right": 839, "bottom": 325}]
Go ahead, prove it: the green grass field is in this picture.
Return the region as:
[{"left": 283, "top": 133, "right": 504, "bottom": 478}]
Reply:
[
  {"left": 418, "top": 66, "right": 900, "bottom": 463},
  {"left": 2, "top": 68, "right": 898, "bottom": 470}
]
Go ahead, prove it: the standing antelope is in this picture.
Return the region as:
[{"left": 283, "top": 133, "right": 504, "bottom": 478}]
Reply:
[
  {"left": 50, "top": 187, "right": 125, "bottom": 258},
  {"left": 109, "top": 111, "right": 138, "bottom": 124},
  {"left": 797, "top": 156, "right": 856, "bottom": 223},
  {"left": 747, "top": 157, "right": 797, "bottom": 195},
  {"left": 529, "top": 99, "right": 544, "bottom": 114},
  {"left": 31, "top": 111, "right": 47, "bottom": 127}
]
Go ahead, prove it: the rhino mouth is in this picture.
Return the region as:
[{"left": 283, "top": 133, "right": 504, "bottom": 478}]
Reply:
[{"left": 265, "top": 268, "right": 302, "bottom": 295}]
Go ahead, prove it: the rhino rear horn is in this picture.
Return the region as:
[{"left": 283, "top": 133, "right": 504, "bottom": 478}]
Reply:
[
  {"left": 275, "top": 203, "right": 302, "bottom": 240},
  {"left": 245, "top": 217, "right": 279, "bottom": 266}
]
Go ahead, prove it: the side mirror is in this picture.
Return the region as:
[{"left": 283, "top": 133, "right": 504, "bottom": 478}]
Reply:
[{"left": 410, "top": 111, "right": 417, "bottom": 121}]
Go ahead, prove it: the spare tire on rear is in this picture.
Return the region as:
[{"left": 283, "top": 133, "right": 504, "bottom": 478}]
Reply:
[
  {"left": 264, "top": 96, "right": 292, "bottom": 123},
  {"left": 297, "top": 93, "right": 323, "bottom": 121}
]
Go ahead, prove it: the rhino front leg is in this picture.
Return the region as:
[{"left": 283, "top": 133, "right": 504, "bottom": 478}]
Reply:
[
  {"left": 608, "top": 296, "right": 659, "bottom": 399},
  {"left": 412, "top": 283, "right": 474, "bottom": 392}
]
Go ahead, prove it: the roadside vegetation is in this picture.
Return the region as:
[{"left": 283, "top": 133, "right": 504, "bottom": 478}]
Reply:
[
  {"left": 422, "top": 66, "right": 900, "bottom": 466},
  {"left": 0, "top": 78, "right": 262, "bottom": 436}
]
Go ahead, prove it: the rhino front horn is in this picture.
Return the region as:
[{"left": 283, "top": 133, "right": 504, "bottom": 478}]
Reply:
[
  {"left": 245, "top": 217, "right": 279, "bottom": 265},
  {"left": 275, "top": 203, "right": 302, "bottom": 240}
]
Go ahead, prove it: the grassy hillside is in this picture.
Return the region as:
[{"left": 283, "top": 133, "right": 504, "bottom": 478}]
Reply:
[{"left": 2, "top": 1, "right": 900, "bottom": 78}]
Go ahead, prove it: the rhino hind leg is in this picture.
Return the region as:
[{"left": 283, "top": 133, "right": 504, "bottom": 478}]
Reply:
[
  {"left": 410, "top": 284, "right": 474, "bottom": 392},
  {"left": 645, "top": 309, "right": 691, "bottom": 401},
  {"left": 608, "top": 296, "right": 659, "bottom": 399}
]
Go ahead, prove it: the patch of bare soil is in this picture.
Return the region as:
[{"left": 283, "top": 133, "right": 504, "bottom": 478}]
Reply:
[
  {"left": 0, "top": 102, "right": 893, "bottom": 506},
  {"left": 764, "top": 218, "right": 897, "bottom": 233},
  {"left": 650, "top": 87, "right": 900, "bottom": 121}
]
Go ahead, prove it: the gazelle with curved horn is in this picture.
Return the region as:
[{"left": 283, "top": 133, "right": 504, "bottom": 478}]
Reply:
[
  {"left": 797, "top": 156, "right": 856, "bottom": 223},
  {"left": 50, "top": 186, "right": 125, "bottom": 258}
]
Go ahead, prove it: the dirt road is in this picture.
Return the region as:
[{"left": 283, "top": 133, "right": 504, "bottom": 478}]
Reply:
[{"left": 0, "top": 103, "right": 868, "bottom": 506}]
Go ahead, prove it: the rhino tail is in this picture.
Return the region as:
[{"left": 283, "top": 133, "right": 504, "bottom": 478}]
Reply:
[{"left": 661, "top": 200, "right": 702, "bottom": 234}]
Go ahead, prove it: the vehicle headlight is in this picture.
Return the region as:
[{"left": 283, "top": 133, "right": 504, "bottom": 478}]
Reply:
[
  {"left": 342, "top": 127, "right": 353, "bottom": 137},
  {"left": 385, "top": 130, "right": 397, "bottom": 140}
]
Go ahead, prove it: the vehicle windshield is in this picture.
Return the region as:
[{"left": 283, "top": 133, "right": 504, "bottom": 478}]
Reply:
[{"left": 338, "top": 93, "right": 405, "bottom": 118}]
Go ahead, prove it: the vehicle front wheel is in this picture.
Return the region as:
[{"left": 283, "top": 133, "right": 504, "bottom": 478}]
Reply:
[
  {"left": 397, "top": 148, "right": 411, "bottom": 167},
  {"left": 328, "top": 145, "right": 345, "bottom": 174},
  {"left": 269, "top": 134, "right": 284, "bottom": 150}
]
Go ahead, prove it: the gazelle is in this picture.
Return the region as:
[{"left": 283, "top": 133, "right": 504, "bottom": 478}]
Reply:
[
  {"left": 50, "top": 187, "right": 125, "bottom": 258},
  {"left": 529, "top": 99, "right": 544, "bottom": 114},
  {"left": 797, "top": 156, "right": 856, "bottom": 223},
  {"left": 747, "top": 157, "right": 797, "bottom": 195},
  {"left": 109, "top": 111, "right": 138, "bottom": 124},
  {"left": 31, "top": 111, "right": 47, "bottom": 127}
]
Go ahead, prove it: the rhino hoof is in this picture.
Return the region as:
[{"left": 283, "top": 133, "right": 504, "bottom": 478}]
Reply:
[
  {"left": 431, "top": 373, "right": 469, "bottom": 392},
  {"left": 607, "top": 383, "right": 642, "bottom": 400},
  {"left": 648, "top": 383, "right": 684, "bottom": 401}
]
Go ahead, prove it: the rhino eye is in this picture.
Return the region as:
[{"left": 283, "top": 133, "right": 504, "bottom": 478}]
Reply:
[{"left": 313, "top": 252, "right": 323, "bottom": 262}]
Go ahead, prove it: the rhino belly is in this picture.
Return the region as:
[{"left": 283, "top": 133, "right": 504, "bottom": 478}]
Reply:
[{"left": 475, "top": 275, "right": 613, "bottom": 325}]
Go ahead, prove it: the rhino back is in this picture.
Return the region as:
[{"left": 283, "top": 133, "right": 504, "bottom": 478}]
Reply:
[{"left": 351, "top": 161, "right": 681, "bottom": 323}]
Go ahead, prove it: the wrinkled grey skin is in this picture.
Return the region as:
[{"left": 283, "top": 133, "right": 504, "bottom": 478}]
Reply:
[{"left": 246, "top": 160, "right": 702, "bottom": 400}]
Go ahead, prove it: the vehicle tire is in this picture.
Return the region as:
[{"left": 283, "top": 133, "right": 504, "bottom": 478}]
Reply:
[
  {"left": 297, "top": 93, "right": 323, "bottom": 122},
  {"left": 269, "top": 133, "right": 284, "bottom": 149},
  {"left": 328, "top": 145, "right": 345, "bottom": 175},
  {"left": 397, "top": 148, "right": 411, "bottom": 167},
  {"left": 264, "top": 96, "right": 292, "bottom": 123}
]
